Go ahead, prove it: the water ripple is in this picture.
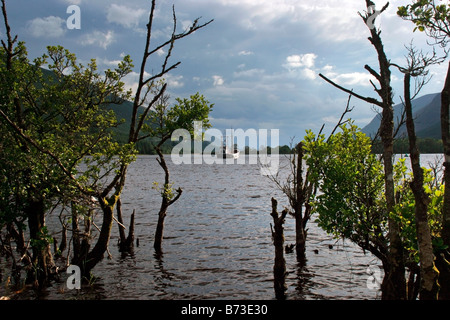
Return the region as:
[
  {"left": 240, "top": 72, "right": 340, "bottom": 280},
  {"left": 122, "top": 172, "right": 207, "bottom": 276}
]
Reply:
[{"left": 22, "top": 155, "right": 394, "bottom": 300}]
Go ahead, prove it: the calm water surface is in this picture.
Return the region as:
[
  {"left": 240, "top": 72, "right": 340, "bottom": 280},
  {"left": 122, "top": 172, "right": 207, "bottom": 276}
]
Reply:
[{"left": 16, "top": 154, "right": 438, "bottom": 300}]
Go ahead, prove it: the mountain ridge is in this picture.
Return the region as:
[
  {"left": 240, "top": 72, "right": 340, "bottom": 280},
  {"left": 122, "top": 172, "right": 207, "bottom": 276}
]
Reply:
[{"left": 362, "top": 92, "right": 442, "bottom": 139}]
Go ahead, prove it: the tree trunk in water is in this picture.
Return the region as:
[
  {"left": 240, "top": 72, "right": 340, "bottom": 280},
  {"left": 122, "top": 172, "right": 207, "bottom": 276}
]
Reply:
[
  {"left": 126, "top": 210, "right": 135, "bottom": 248},
  {"left": 154, "top": 206, "right": 167, "bottom": 255},
  {"left": 25, "top": 197, "right": 55, "bottom": 288},
  {"left": 294, "top": 143, "right": 306, "bottom": 260},
  {"left": 404, "top": 73, "right": 439, "bottom": 300},
  {"left": 295, "top": 216, "right": 306, "bottom": 259},
  {"left": 58, "top": 224, "right": 67, "bottom": 256},
  {"left": 7, "top": 223, "right": 25, "bottom": 255},
  {"left": 439, "top": 61, "right": 450, "bottom": 300},
  {"left": 116, "top": 197, "right": 127, "bottom": 245},
  {"left": 71, "top": 205, "right": 93, "bottom": 275},
  {"left": 153, "top": 147, "right": 182, "bottom": 255},
  {"left": 154, "top": 148, "right": 170, "bottom": 255},
  {"left": 117, "top": 199, "right": 135, "bottom": 252},
  {"left": 406, "top": 264, "right": 421, "bottom": 300},
  {"left": 71, "top": 202, "right": 81, "bottom": 262},
  {"left": 271, "top": 198, "right": 288, "bottom": 300},
  {"left": 83, "top": 198, "right": 115, "bottom": 275}
]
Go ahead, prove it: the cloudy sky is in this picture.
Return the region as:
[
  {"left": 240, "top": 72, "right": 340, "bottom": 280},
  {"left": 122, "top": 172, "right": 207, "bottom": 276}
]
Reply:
[{"left": 2, "top": 0, "right": 449, "bottom": 146}]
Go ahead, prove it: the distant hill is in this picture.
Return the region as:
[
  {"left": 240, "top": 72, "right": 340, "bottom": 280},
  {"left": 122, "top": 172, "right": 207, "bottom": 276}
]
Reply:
[
  {"left": 37, "top": 67, "right": 174, "bottom": 154},
  {"left": 105, "top": 100, "right": 179, "bottom": 154},
  {"left": 362, "top": 92, "right": 442, "bottom": 139},
  {"left": 104, "top": 100, "right": 134, "bottom": 143}
]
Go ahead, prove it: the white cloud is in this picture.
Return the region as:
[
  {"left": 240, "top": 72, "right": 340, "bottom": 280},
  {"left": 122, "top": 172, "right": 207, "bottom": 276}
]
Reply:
[
  {"left": 301, "top": 68, "right": 317, "bottom": 80},
  {"left": 167, "top": 74, "right": 184, "bottom": 88},
  {"left": 106, "top": 4, "right": 147, "bottom": 29},
  {"left": 238, "top": 50, "right": 254, "bottom": 56},
  {"left": 181, "top": 20, "right": 194, "bottom": 31},
  {"left": 123, "top": 71, "right": 151, "bottom": 95},
  {"left": 233, "top": 68, "right": 264, "bottom": 78},
  {"left": 26, "top": 16, "right": 66, "bottom": 38},
  {"left": 100, "top": 58, "right": 123, "bottom": 67},
  {"left": 282, "top": 54, "right": 318, "bottom": 80},
  {"left": 284, "top": 54, "right": 317, "bottom": 69},
  {"left": 216, "top": 0, "right": 302, "bottom": 28},
  {"left": 156, "top": 48, "right": 165, "bottom": 56},
  {"left": 213, "top": 75, "right": 225, "bottom": 86},
  {"left": 321, "top": 64, "right": 375, "bottom": 87},
  {"left": 213, "top": 0, "right": 381, "bottom": 43},
  {"left": 322, "top": 65, "right": 334, "bottom": 73},
  {"left": 122, "top": 71, "right": 184, "bottom": 94},
  {"left": 322, "top": 115, "right": 341, "bottom": 124},
  {"left": 80, "top": 30, "right": 115, "bottom": 49},
  {"left": 325, "top": 70, "right": 375, "bottom": 87}
]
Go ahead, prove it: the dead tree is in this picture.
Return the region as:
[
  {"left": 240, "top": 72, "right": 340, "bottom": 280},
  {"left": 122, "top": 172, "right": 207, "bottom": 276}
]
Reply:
[
  {"left": 393, "top": 46, "right": 441, "bottom": 299},
  {"left": 116, "top": 198, "right": 136, "bottom": 253},
  {"left": 127, "top": 3, "right": 211, "bottom": 256},
  {"left": 267, "top": 95, "right": 353, "bottom": 262},
  {"left": 153, "top": 145, "right": 183, "bottom": 255},
  {"left": 81, "top": 2, "right": 211, "bottom": 266},
  {"left": 268, "top": 142, "right": 312, "bottom": 261},
  {"left": 293, "top": 143, "right": 308, "bottom": 259},
  {"left": 319, "top": 1, "right": 406, "bottom": 299},
  {"left": 270, "top": 198, "right": 288, "bottom": 300}
]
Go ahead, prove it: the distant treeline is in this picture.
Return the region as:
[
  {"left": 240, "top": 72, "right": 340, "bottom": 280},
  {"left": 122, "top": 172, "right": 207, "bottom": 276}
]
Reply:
[
  {"left": 115, "top": 130, "right": 443, "bottom": 155},
  {"left": 119, "top": 138, "right": 296, "bottom": 155},
  {"left": 372, "top": 138, "right": 443, "bottom": 154},
  {"left": 242, "top": 145, "right": 293, "bottom": 155}
]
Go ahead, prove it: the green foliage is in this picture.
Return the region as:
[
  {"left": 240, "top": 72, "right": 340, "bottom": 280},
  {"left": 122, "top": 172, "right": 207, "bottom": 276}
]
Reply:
[
  {"left": 152, "top": 181, "right": 176, "bottom": 201},
  {"left": 391, "top": 158, "right": 445, "bottom": 263},
  {"left": 279, "top": 145, "right": 293, "bottom": 154},
  {"left": 169, "top": 93, "right": 213, "bottom": 134},
  {"left": 305, "top": 124, "right": 387, "bottom": 250},
  {"left": 304, "top": 122, "right": 445, "bottom": 262},
  {"left": 30, "top": 226, "right": 53, "bottom": 251},
  {"left": 0, "top": 42, "right": 136, "bottom": 233},
  {"left": 144, "top": 91, "right": 213, "bottom": 143},
  {"left": 398, "top": 1, "right": 450, "bottom": 44}
]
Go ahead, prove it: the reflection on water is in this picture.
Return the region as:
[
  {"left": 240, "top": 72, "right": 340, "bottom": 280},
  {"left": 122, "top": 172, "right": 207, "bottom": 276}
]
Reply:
[{"left": 5, "top": 154, "right": 405, "bottom": 300}]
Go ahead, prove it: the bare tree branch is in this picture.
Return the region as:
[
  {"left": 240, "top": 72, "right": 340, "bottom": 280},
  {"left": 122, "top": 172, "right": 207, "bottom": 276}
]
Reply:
[
  {"left": 365, "top": 64, "right": 381, "bottom": 82},
  {"left": 318, "top": 73, "right": 382, "bottom": 106},
  {"left": 129, "top": 0, "right": 213, "bottom": 144},
  {"left": 330, "top": 93, "right": 354, "bottom": 137}
]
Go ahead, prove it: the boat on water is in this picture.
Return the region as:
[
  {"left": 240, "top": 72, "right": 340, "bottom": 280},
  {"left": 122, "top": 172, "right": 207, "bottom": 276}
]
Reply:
[
  {"left": 221, "top": 144, "right": 240, "bottom": 159},
  {"left": 220, "top": 131, "right": 240, "bottom": 159}
]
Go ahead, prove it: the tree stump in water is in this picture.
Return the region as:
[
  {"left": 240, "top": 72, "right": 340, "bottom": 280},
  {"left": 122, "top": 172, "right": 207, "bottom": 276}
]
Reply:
[{"left": 270, "top": 197, "right": 288, "bottom": 300}]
